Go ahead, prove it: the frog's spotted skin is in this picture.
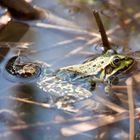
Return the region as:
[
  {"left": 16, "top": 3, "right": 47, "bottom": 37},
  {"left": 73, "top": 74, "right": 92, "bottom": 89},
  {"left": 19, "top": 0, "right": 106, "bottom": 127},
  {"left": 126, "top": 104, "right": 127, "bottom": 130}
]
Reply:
[
  {"left": 36, "top": 51, "right": 135, "bottom": 101},
  {"left": 35, "top": 62, "right": 93, "bottom": 101},
  {"left": 59, "top": 52, "right": 135, "bottom": 83},
  {"left": 4, "top": 50, "right": 135, "bottom": 103},
  {"left": 37, "top": 75, "right": 92, "bottom": 101}
]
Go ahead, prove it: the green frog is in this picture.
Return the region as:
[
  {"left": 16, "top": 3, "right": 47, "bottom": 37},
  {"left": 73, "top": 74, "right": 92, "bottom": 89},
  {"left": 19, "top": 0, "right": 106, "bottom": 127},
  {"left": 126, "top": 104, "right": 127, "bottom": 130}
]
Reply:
[
  {"left": 56, "top": 50, "right": 135, "bottom": 91},
  {"left": 4, "top": 50, "right": 135, "bottom": 105}
]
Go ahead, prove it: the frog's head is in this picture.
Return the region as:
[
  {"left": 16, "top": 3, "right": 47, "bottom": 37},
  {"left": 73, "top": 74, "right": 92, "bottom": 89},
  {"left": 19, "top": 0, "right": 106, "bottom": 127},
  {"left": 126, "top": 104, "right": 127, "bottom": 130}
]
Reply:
[{"left": 104, "top": 54, "right": 135, "bottom": 81}]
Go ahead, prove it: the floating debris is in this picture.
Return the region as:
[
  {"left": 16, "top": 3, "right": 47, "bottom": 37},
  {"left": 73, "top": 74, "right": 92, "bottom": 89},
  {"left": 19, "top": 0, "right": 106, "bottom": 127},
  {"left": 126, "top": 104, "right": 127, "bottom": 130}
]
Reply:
[{"left": 4, "top": 56, "right": 42, "bottom": 82}]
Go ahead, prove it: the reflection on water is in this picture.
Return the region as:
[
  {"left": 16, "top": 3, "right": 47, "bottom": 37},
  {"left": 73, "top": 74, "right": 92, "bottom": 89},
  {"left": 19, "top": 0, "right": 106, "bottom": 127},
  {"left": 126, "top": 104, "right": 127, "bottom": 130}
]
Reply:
[{"left": 0, "top": 0, "right": 140, "bottom": 140}]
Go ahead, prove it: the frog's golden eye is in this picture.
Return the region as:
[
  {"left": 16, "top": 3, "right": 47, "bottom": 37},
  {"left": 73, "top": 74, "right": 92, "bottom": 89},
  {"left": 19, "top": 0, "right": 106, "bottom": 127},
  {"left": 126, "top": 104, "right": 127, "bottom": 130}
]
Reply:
[
  {"left": 112, "top": 56, "right": 121, "bottom": 66},
  {"left": 105, "top": 65, "right": 114, "bottom": 74}
]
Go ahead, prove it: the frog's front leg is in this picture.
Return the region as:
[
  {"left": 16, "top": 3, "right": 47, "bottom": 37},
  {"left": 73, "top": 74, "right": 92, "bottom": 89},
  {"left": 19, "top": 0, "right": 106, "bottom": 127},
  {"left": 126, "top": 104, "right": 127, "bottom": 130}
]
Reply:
[
  {"left": 74, "top": 75, "right": 96, "bottom": 91},
  {"left": 87, "top": 77, "right": 96, "bottom": 91},
  {"left": 104, "top": 76, "right": 120, "bottom": 102},
  {"left": 105, "top": 76, "right": 119, "bottom": 92}
]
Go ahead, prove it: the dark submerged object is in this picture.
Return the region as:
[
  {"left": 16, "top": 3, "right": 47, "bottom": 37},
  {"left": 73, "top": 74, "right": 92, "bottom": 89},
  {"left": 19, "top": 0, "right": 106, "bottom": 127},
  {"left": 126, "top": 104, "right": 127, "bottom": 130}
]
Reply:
[
  {"left": 4, "top": 56, "right": 42, "bottom": 82},
  {"left": 0, "top": 0, "right": 44, "bottom": 20}
]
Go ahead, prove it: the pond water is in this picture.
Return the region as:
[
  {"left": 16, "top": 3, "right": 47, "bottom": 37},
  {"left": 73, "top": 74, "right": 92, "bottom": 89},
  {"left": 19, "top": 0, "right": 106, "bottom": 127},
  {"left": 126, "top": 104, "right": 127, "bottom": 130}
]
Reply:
[{"left": 0, "top": 0, "right": 140, "bottom": 140}]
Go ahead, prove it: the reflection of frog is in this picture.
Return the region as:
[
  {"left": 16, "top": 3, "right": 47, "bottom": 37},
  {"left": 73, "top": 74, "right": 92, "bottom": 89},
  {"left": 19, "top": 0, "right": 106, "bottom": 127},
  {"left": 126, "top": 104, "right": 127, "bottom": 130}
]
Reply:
[{"left": 4, "top": 50, "right": 135, "bottom": 102}]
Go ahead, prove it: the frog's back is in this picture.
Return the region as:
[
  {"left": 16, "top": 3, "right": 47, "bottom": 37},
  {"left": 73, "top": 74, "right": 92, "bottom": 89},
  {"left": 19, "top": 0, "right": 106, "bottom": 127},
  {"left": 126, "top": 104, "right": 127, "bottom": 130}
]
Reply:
[{"left": 60, "top": 55, "right": 110, "bottom": 77}]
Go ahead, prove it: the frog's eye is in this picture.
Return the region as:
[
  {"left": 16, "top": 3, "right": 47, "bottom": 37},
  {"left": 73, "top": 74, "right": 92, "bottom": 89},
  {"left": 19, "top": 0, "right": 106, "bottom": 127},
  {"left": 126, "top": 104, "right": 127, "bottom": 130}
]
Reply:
[
  {"left": 112, "top": 56, "right": 121, "bottom": 66},
  {"left": 105, "top": 65, "right": 114, "bottom": 74}
]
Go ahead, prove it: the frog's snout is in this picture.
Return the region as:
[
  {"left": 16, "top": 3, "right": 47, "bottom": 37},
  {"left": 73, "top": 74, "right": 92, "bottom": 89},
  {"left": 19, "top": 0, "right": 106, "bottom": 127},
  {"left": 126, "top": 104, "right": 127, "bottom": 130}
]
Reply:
[{"left": 125, "top": 57, "right": 135, "bottom": 67}]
